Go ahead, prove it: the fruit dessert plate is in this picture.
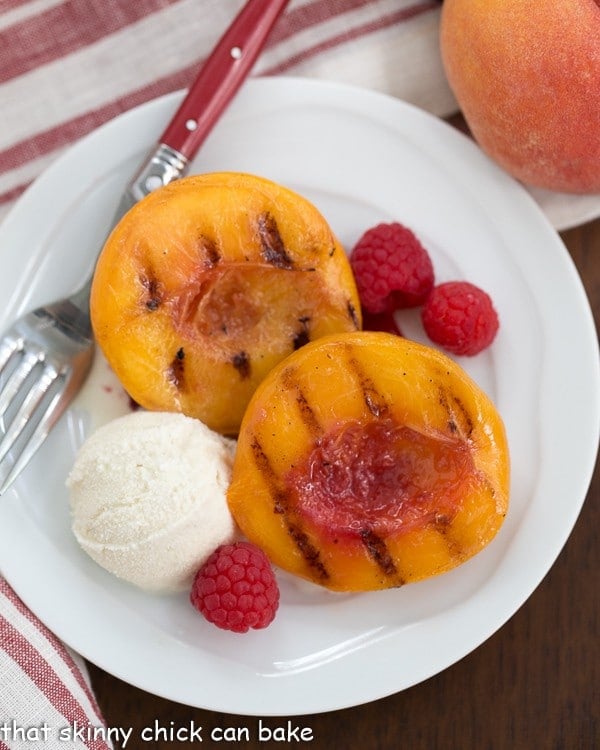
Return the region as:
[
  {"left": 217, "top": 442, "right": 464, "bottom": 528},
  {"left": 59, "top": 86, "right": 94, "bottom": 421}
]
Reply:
[{"left": 0, "top": 77, "right": 597, "bottom": 715}]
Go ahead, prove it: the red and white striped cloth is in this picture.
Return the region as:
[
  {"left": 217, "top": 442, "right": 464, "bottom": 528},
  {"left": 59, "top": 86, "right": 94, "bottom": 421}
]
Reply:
[
  {"left": 0, "top": 578, "right": 112, "bottom": 750},
  {"left": 0, "top": 1, "right": 452, "bottom": 743},
  {"left": 0, "top": 0, "right": 454, "bottom": 226}
]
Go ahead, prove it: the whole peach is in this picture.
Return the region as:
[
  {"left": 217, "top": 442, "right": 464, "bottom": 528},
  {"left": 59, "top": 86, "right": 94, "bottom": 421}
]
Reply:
[{"left": 440, "top": 0, "right": 600, "bottom": 193}]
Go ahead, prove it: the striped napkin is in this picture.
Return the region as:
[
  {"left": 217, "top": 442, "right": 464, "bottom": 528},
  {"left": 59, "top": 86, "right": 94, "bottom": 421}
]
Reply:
[
  {"left": 0, "top": 578, "right": 112, "bottom": 750},
  {"left": 0, "top": 0, "right": 454, "bottom": 227}
]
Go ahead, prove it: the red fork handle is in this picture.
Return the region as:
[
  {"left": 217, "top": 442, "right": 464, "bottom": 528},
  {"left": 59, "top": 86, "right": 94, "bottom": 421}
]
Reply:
[{"left": 159, "top": 0, "right": 290, "bottom": 160}]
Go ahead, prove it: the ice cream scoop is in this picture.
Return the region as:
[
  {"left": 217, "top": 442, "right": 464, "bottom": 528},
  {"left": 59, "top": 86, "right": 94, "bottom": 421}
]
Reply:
[{"left": 67, "top": 410, "right": 237, "bottom": 592}]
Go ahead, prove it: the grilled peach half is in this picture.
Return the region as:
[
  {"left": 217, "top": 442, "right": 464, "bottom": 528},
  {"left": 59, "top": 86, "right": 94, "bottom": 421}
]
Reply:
[
  {"left": 227, "top": 331, "right": 510, "bottom": 592},
  {"left": 90, "top": 172, "right": 361, "bottom": 434}
]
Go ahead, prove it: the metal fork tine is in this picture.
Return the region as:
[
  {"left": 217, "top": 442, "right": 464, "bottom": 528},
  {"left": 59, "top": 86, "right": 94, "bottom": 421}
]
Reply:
[
  {"left": 0, "top": 338, "right": 19, "bottom": 374},
  {"left": 0, "top": 365, "right": 59, "bottom": 463},
  {"left": 0, "top": 381, "right": 66, "bottom": 495},
  {"left": 0, "top": 351, "right": 40, "bottom": 417}
]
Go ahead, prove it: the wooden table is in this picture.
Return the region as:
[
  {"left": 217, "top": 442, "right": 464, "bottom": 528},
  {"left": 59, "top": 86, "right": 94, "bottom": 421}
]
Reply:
[{"left": 87, "top": 217, "right": 599, "bottom": 750}]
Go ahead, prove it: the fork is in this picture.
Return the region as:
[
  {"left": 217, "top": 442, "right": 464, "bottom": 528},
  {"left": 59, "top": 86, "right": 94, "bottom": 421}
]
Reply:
[{"left": 0, "top": 0, "right": 290, "bottom": 494}]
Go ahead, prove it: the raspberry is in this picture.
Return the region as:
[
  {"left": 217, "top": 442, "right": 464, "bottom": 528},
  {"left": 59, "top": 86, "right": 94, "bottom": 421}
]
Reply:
[
  {"left": 190, "top": 541, "right": 279, "bottom": 633},
  {"left": 350, "top": 222, "right": 434, "bottom": 313},
  {"left": 422, "top": 281, "right": 499, "bottom": 356}
]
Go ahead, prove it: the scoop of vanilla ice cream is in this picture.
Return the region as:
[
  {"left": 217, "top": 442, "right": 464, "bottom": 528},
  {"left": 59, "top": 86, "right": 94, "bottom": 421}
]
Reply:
[{"left": 66, "top": 410, "right": 237, "bottom": 592}]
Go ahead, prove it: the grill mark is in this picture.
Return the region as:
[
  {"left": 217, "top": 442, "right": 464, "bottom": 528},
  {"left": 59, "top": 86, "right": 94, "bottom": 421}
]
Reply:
[
  {"left": 482, "top": 475, "right": 505, "bottom": 517},
  {"left": 232, "top": 351, "right": 251, "bottom": 379},
  {"left": 438, "top": 386, "right": 474, "bottom": 438},
  {"left": 257, "top": 212, "right": 293, "bottom": 268},
  {"left": 433, "top": 512, "right": 452, "bottom": 530},
  {"left": 250, "top": 437, "right": 329, "bottom": 581},
  {"left": 250, "top": 436, "right": 277, "bottom": 479},
  {"left": 167, "top": 347, "right": 185, "bottom": 390},
  {"left": 140, "top": 273, "right": 163, "bottom": 311},
  {"left": 347, "top": 355, "right": 390, "bottom": 417},
  {"left": 287, "top": 522, "right": 329, "bottom": 581},
  {"left": 295, "top": 390, "right": 321, "bottom": 436},
  {"left": 359, "top": 528, "right": 402, "bottom": 581},
  {"left": 281, "top": 367, "right": 322, "bottom": 437},
  {"left": 199, "top": 234, "right": 221, "bottom": 266},
  {"left": 431, "top": 513, "right": 464, "bottom": 558},
  {"left": 347, "top": 301, "right": 360, "bottom": 329},
  {"left": 452, "top": 395, "right": 474, "bottom": 438},
  {"left": 438, "top": 388, "right": 454, "bottom": 433}
]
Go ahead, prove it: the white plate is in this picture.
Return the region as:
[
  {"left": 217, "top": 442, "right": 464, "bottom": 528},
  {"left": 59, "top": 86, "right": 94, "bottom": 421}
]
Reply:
[
  {"left": 0, "top": 77, "right": 598, "bottom": 716},
  {"left": 528, "top": 184, "right": 600, "bottom": 232}
]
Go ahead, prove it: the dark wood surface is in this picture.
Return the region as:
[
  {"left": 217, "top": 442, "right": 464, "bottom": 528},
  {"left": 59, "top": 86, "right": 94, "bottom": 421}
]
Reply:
[{"left": 87, "top": 217, "right": 600, "bottom": 750}]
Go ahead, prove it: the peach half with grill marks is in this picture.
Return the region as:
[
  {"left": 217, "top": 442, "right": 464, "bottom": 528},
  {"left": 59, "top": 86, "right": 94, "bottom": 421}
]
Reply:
[
  {"left": 227, "top": 331, "right": 510, "bottom": 592},
  {"left": 90, "top": 172, "right": 361, "bottom": 434}
]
